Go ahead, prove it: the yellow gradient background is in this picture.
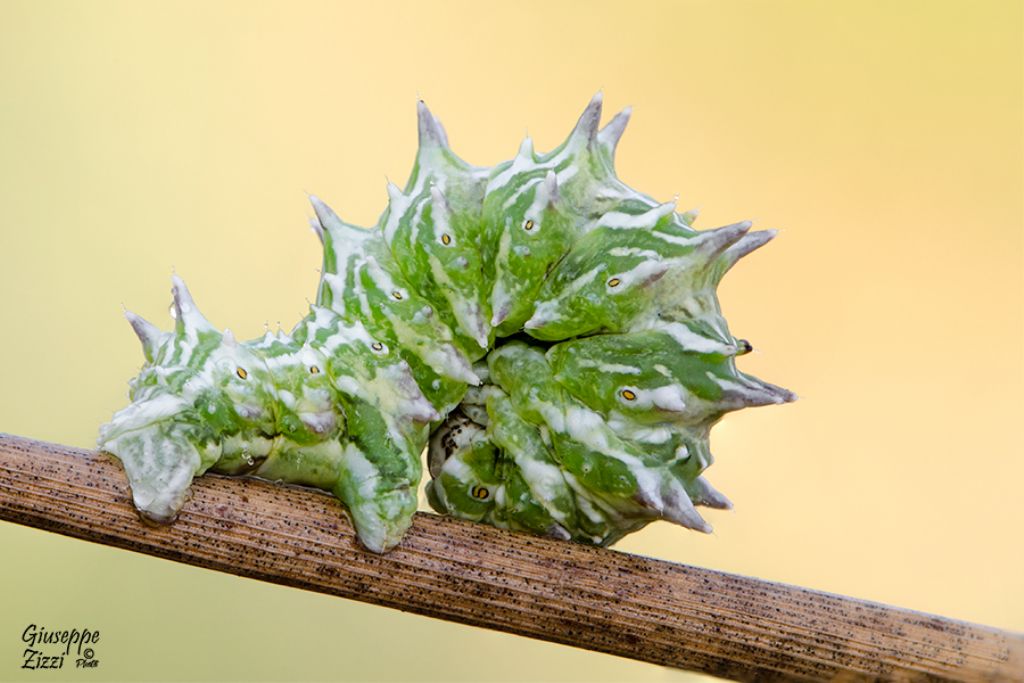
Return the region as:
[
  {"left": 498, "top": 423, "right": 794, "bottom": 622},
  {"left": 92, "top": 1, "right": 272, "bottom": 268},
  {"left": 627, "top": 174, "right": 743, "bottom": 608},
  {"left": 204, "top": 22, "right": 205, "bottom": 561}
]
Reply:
[{"left": 1, "top": 1, "right": 1021, "bottom": 681}]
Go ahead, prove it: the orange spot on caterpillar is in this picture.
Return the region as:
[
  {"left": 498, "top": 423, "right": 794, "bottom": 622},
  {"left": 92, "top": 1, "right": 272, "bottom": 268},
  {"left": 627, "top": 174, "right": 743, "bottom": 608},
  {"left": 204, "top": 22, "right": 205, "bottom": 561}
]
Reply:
[{"left": 236, "top": 367, "right": 248, "bottom": 380}]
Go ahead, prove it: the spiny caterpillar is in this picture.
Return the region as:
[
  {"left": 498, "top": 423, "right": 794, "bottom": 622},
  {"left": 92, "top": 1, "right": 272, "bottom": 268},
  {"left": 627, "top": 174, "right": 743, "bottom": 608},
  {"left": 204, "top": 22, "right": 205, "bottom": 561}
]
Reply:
[{"left": 98, "top": 94, "right": 794, "bottom": 553}]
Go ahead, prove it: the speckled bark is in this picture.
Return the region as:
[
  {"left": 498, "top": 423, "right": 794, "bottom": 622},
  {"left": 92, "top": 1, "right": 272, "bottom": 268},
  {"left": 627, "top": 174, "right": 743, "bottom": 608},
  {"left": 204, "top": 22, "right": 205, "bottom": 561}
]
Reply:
[{"left": 1, "top": 434, "right": 1021, "bottom": 682}]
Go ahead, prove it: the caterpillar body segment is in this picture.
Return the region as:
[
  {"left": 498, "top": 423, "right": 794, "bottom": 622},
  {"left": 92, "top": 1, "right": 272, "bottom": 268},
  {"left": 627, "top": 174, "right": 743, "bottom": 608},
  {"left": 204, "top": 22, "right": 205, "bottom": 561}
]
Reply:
[{"left": 100, "top": 94, "right": 792, "bottom": 552}]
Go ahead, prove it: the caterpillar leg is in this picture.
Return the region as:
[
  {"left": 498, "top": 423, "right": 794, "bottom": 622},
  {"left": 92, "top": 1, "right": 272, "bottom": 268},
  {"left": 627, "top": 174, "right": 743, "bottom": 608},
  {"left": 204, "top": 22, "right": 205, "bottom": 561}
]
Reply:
[
  {"left": 333, "top": 444, "right": 418, "bottom": 553},
  {"left": 332, "top": 399, "right": 423, "bottom": 553},
  {"left": 98, "top": 419, "right": 207, "bottom": 524}
]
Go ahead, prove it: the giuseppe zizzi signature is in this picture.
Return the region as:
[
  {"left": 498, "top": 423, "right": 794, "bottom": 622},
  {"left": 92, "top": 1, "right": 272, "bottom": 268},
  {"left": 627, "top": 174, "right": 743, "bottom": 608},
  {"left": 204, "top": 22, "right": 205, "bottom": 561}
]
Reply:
[{"left": 21, "top": 625, "right": 100, "bottom": 670}]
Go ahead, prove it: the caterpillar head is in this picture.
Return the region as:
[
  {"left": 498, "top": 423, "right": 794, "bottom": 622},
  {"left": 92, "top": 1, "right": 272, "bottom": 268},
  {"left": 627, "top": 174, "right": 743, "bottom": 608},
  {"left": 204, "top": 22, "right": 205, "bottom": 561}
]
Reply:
[
  {"left": 99, "top": 276, "right": 276, "bottom": 522},
  {"left": 425, "top": 410, "right": 500, "bottom": 522}
]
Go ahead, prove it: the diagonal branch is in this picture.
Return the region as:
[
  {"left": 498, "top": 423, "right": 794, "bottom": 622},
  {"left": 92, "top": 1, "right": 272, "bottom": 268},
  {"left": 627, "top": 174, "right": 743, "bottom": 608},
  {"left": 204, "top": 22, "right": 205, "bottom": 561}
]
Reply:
[{"left": 0, "top": 434, "right": 1020, "bottom": 682}]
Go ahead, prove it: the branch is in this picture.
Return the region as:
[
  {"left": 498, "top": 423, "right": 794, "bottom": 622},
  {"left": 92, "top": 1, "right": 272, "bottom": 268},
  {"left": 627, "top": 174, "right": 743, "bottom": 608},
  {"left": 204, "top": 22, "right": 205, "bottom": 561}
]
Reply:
[{"left": 1, "top": 434, "right": 1020, "bottom": 682}]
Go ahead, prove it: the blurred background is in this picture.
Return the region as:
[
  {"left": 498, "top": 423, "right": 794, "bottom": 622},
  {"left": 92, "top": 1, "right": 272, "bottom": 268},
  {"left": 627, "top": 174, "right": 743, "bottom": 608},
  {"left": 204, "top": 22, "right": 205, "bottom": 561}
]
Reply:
[{"left": 0, "top": 1, "right": 1021, "bottom": 681}]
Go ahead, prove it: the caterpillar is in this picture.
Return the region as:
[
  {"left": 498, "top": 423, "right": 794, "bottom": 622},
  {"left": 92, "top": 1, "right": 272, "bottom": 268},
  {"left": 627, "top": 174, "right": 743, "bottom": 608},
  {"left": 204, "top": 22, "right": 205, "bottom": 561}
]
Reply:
[{"left": 98, "top": 93, "right": 794, "bottom": 553}]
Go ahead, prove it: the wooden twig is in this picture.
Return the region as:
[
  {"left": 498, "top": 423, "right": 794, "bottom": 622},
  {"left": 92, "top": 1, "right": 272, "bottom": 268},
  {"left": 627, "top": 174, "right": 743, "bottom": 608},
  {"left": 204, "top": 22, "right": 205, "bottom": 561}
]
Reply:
[{"left": 0, "top": 434, "right": 1020, "bottom": 682}]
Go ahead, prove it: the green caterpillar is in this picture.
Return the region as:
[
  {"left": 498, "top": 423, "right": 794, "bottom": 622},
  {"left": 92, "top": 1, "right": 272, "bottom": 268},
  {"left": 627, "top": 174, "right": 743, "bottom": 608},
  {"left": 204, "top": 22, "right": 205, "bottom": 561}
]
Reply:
[{"left": 98, "top": 94, "right": 794, "bottom": 553}]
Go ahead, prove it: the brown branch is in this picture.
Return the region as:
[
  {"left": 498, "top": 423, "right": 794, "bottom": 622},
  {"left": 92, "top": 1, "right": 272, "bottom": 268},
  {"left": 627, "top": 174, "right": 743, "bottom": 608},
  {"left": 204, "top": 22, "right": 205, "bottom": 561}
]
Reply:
[{"left": 0, "top": 433, "right": 1020, "bottom": 682}]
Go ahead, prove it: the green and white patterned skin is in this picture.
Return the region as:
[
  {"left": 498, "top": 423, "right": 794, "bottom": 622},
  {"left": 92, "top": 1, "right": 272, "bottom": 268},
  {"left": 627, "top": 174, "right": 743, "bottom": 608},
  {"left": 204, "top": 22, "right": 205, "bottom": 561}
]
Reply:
[{"left": 99, "top": 94, "right": 794, "bottom": 553}]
